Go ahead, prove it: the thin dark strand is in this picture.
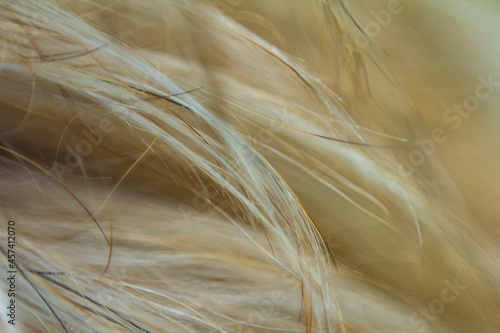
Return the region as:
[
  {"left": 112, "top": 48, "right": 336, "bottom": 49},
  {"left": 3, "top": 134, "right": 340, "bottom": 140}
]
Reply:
[
  {"left": 0, "top": 146, "right": 111, "bottom": 248},
  {"left": 2, "top": 44, "right": 109, "bottom": 63},
  {"left": 144, "top": 86, "right": 204, "bottom": 100},
  {"left": 338, "top": 0, "right": 366, "bottom": 39},
  {"left": 36, "top": 274, "right": 151, "bottom": 333},
  {"left": 77, "top": 303, "right": 136, "bottom": 331},
  {"left": 25, "top": 43, "right": 109, "bottom": 63},
  {"left": 122, "top": 83, "right": 198, "bottom": 111},
  {"left": 224, "top": 27, "right": 406, "bottom": 148},
  {"left": 309, "top": 133, "right": 404, "bottom": 148},
  {"left": 0, "top": 247, "right": 69, "bottom": 332},
  {"left": 128, "top": 83, "right": 403, "bottom": 148},
  {"left": 101, "top": 80, "right": 199, "bottom": 111},
  {"left": 29, "top": 270, "right": 66, "bottom": 275}
]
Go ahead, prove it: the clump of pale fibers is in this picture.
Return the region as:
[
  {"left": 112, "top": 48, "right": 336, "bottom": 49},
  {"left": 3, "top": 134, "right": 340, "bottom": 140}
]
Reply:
[{"left": 0, "top": 0, "right": 499, "bottom": 332}]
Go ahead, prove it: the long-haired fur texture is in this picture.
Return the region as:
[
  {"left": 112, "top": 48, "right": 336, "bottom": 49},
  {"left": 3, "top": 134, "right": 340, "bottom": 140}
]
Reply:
[{"left": 1, "top": 0, "right": 500, "bottom": 332}]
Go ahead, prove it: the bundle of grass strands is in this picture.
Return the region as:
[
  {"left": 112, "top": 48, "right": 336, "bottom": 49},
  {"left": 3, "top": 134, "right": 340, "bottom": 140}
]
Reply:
[{"left": 1, "top": 0, "right": 500, "bottom": 332}]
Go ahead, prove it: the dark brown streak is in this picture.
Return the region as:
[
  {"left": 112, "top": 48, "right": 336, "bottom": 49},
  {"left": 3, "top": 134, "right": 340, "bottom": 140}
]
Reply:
[
  {"left": 28, "top": 270, "right": 65, "bottom": 275},
  {"left": 35, "top": 273, "right": 151, "bottom": 333},
  {"left": 0, "top": 247, "right": 69, "bottom": 332},
  {"left": 121, "top": 83, "right": 200, "bottom": 112},
  {"left": 338, "top": 0, "right": 366, "bottom": 37},
  {"left": 223, "top": 29, "right": 404, "bottom": 148},
  {"left": 24, "top": 43, "right": 109, "bottom": 63},
  {"left": 100, "top": 80, "right": 201, "bottom": 111},
  {"left": 142, "top": 86, "right": 204, "bottom": 100},
  {"left": 0, "top": 146, "right": 111, "bottom": 248},
  {"left": 109, "top": 82, "right": 215, "bottom": 149},
  {"left": 312, "top": 133, "right": 403, "bottom": 148}
]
